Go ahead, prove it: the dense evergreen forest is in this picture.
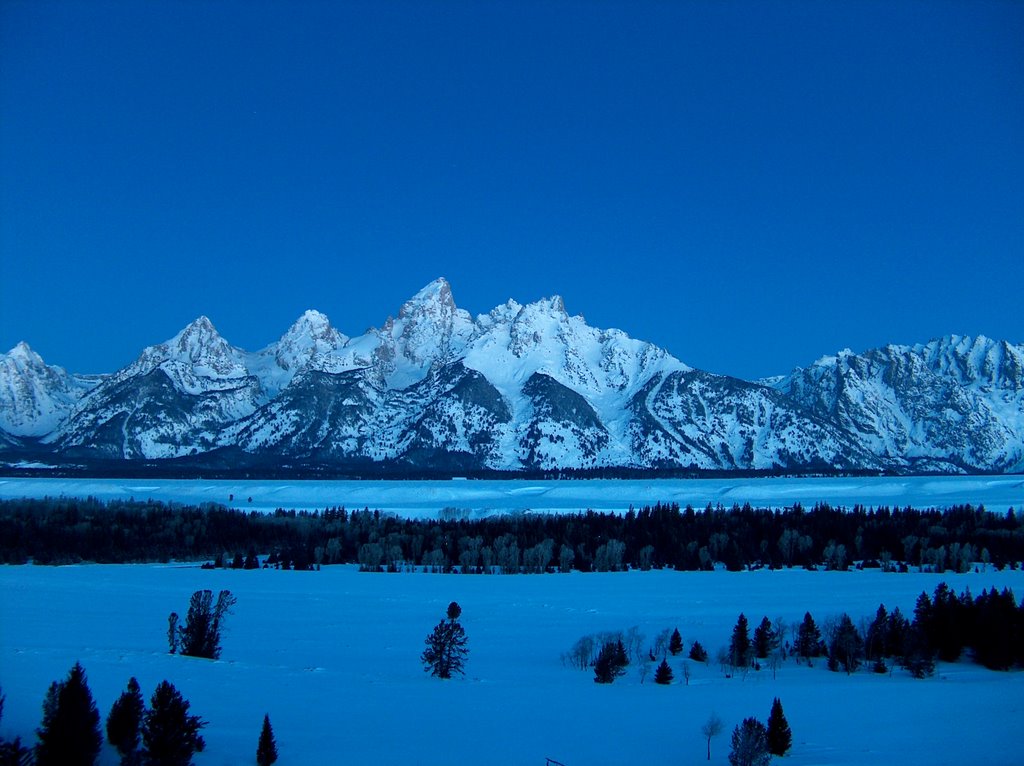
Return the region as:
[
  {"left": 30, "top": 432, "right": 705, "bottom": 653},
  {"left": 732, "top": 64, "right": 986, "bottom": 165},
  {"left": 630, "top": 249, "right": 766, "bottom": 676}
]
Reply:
[{"left": 1, "top": 496, "right": 1021, "bottom": 572}]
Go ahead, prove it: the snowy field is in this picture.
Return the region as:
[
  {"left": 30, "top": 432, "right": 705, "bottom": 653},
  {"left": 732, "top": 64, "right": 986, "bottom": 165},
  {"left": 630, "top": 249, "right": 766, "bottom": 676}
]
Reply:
[
  {"left": 1, "top": 474, "right": 1022, "bottom": 517},
  {"left": 1, "top": 564, "right": 1021, "bottom": 765}
]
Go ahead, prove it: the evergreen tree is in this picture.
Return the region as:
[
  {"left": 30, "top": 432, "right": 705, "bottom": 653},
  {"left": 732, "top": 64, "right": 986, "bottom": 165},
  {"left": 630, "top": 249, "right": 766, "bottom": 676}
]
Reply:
[
  {"left": 0, "top": 687, "right": 31, "bottom": 766},
  {"left": 689, "top": 640, "right": 709, "bottom": 663},
  {"left": 669, "top": 627, "right": 683, "bottom": 656},
  {"left": 795, "top": 612, "right": 823, "bottom": 664},
  {"left": 886, "top": 607, "right": 910, "bottom": 659},
  {"left": 729, "top": 613, "right": 752, "bottom": 668},
  {"left": 256, "top": 714, "right": 278, "bottom": 766},
  {"left": 901, "top": 625, "right": 936, "bottom": 679},
  {"left": 593, "top": 640, "right": 629, "bottom": 684},
  {"left": 35, "top": 662, "right": 102, "bottom": 766},
  {"left": 728, "top": 717, "right": 770, "bottom": 766},
  {"left": 766, "top": 697, "right": 792, "bottom": 756},
  {"left": 421, "top": 601, "right": 469, "bottom": 679},
  {"left": 107, "top": 677, "right": 145, "bottom": 766},
  {"left": 752, "top": 616, "right": 776, "bottom": 659},
  {"left": 865, "top": 604, "right": 889, "bottom": 661},
  {"left": 828, "top": 613, "right": 864, "bottom": 674},
  {"left": 654, "top": 659, "right": 674, "bottom": 685},
  {"left": 140, "top": 681, "right": 206, "bottom": 766}
]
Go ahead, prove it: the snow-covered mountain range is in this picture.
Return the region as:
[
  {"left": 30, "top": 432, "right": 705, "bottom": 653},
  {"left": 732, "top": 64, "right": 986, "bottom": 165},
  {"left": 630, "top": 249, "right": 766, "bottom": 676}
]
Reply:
[{"left": 2, "top": 279, "right": 1022, "bottom": 474}]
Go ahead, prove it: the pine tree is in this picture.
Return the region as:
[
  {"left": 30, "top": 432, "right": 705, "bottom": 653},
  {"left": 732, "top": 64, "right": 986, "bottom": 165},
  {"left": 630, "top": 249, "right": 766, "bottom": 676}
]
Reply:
[
  {"left": 421, "top": 601, "right": 469, "bottom": 679},
  {"left": 902, "top": 625, "right": 936, "bottom": 679},
  {"left": 654, "top": 659, "right": 674, "bottom": 684},
  {"left": 689, "top": 640, "right": 709, "bottom": 663},
  {"left": 766, "top": 697, "right": 792, "bottom": 756},
  {"left": 865, "top": 604, "right": 889, "bottom": 661},
  {"left": 35, "top": 662, "right": 102, "bottom": 766},
  {"left": 256, "top": 714, "right": 278, "bottom": 766},
  {"left": 729, "top": 613, "right": 752, "bottom": 668},
  {"left": 107, "top": 677, "right": 145, "bottom": 766},
  {"left": 753, "top": 616, "right": 776, "bottom": 659},
  {"left": 669, "top": 627, "right": 683, "bottom": 656},
  {"left": 140, "top": 681, "right": 205, "bottom": 766},
  {"left": 593, "top": 640, "right": 629, "bottom": 684},
  {"left": 795, "top": 612, "right": 823, "bottom": 664},
  {"left": 728, "top": 717, "right": 770, "bottom": 766}
]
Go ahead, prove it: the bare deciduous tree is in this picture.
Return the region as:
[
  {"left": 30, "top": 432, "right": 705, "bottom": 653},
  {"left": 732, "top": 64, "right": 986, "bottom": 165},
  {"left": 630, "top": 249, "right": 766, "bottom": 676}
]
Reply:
[{"left": 701, "top": 712, "right": 724, "bottom": 761}]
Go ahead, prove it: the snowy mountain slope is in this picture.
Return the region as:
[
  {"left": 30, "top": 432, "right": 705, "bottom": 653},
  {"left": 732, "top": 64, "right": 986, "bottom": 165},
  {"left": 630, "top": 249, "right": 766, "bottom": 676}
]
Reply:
[
  {"left": 2, "top": 282, "right": 1022, "bottom": 474},
  {"left": 773, "top": 335, "right": 1024, "bottom": 473},
  {"left": 0, "top": 343, "right": 101, "bottom": 437},
  {"left": 45, "top": 318, "right": 266, "bottom": 459},
  {"left": 627, "top": 370, "right": 880, "bottom": 471}
]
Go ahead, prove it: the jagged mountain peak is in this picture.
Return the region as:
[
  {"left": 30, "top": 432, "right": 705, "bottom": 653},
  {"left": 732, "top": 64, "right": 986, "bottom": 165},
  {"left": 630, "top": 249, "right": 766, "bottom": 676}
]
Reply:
[
  {"left": 398, "top": 277, "right": 456, "bottom": 318},
  {"left": 1, "top": 341, "right": 99, "bottom": 437},
  {"left": 265, "top": 309, "right": 349, "bottom": 380},
  {"left": 4, "top": 341, "right": 45, "bottom": 368},
  {"left": 279, "top": 309, "right": 345, "bottom": 346},
  {"left": 164, "top": 315, "right": 234, "bottom": 361},
  {"left": 3, "top": 282, "right": 1022, "bottom": 475}
]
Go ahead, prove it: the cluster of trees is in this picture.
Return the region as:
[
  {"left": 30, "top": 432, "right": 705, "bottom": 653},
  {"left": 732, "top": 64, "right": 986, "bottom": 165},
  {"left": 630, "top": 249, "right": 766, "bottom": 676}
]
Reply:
[
  {"left": 3, "top": 496, "right": 1021, "bottom": 573},
  {"left": 0, "top": 665, "right": 277, "bottom": 766},
  {"left": 700, "top": 699, "right": 791, "bottom": 766},
  {"left": 717, "top": 581, "right": 1023, "bottom": 680},
  {"left": 562, "top": 625, "right": 710, "bottom": 685},
  {"left": 167, "top": 590, "right": 236, "bottom": 660}
]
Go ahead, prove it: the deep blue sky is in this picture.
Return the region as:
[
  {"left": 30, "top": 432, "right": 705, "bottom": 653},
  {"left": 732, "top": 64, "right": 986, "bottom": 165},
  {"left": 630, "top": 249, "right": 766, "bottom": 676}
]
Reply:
[{"left": 2, "top": 1, "right": 1022, "bottom": 379}]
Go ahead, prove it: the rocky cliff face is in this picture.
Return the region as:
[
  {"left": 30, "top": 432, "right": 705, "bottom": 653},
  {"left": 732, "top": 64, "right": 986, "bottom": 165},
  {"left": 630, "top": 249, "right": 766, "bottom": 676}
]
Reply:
[
  {"left": 772, "top": 335, "right": 1024, "bottom": 473},
  {"left": 2, "top": 280, "right": 1022, "bottom": 474}
]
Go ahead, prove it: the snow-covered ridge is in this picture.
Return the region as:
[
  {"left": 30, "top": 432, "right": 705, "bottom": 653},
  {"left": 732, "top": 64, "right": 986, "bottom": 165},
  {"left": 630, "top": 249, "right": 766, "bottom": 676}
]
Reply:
[
  {"left": 0, "top": 342, "right": 101, "bottom": 436},
  {"left": 2, "top": 281, "right": 1022, "bottom": 474}
]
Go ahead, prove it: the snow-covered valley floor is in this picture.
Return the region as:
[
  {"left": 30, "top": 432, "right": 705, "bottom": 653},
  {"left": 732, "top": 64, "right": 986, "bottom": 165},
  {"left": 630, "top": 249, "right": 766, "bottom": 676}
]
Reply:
[
  {"left": 1, "top": 474, "right": 1023, "bottom": 516},
  {"left": 1, "top": 564, "right": 1021, "bottom": 765}
]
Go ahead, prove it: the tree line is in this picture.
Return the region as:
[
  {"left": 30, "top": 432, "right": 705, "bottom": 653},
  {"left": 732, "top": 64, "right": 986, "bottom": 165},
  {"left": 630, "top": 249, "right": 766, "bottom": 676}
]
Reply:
[{"left": 1, "top": 496, "right": 1021, "bottom": 573}]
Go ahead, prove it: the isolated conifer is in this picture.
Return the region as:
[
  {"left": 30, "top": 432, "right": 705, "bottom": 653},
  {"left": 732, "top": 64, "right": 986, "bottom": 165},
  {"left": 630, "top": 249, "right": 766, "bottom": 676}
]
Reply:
[
  {"left": 141, "top": 681, "right": 205, "bottom": 766},
  {"left": 107, "top": 677, "right": 145, "bottom": 766},
  {"left": 654, "top": 659, "right": 674, "bottom": 685},
  {"left": 35, "top": 662, "right": 102, "bottom": 766},
  {"left": 669, "top": 627, "right": 683, "bottom": 656},
  {"left": 766, "top": 697, "right": 792, "bottom": 756},
  {"left": 689, "top": 640, "right": 709, "bottom": 663},
  {"left": 421, "top": 601, "right": 469, "bottom": 679},
  {"left": 256, "top": 714, "right": 278, "bottom": 766}
]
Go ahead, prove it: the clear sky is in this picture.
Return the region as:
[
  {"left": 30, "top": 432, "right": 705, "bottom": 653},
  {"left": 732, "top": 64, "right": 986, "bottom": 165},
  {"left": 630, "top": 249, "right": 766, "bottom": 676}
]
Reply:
[{"left": 1, "top": 1, "right": 1022, "bottom": 380}]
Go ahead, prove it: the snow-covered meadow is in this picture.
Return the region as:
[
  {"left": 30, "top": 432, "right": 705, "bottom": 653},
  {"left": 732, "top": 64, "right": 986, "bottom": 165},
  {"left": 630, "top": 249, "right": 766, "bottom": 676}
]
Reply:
[
  {"left": 1, "top": 474, "right": 1022, "bottom": 516},
  {"left": 1, "top": 564, "right": 1021, "bottom": 765}
]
